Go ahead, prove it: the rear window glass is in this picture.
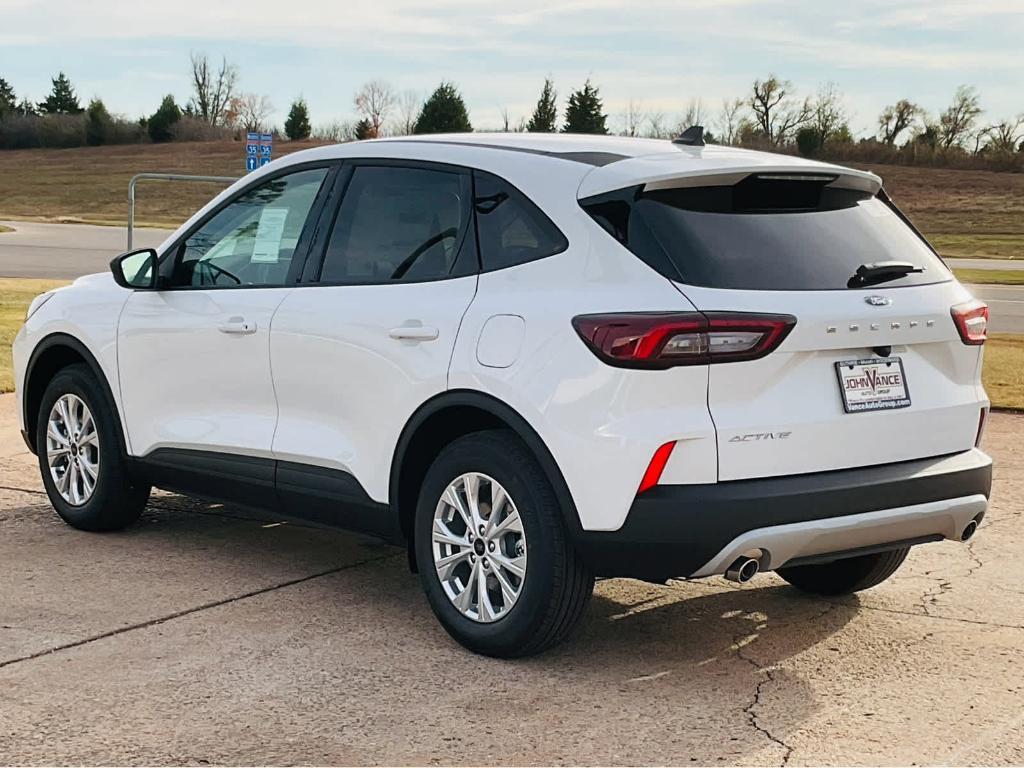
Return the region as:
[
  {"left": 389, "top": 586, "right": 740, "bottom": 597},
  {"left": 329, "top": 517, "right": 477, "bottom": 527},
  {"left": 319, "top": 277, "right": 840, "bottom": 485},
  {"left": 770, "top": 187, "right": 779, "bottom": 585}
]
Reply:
[{"left": 582, "top": 180, "right": 950, "bottom": 291}]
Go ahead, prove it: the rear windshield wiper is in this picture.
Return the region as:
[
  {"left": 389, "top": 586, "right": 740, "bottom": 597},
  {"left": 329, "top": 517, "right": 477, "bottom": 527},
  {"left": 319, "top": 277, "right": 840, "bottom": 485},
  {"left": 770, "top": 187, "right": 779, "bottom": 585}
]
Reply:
[{"left": 848, "top": 260, "right": 924, "bottom": 288}]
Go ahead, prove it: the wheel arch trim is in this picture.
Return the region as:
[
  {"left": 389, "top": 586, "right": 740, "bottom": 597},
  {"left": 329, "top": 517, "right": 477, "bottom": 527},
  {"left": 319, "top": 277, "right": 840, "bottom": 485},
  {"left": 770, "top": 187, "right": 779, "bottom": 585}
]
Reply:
[
  {"left": 22, "top": 333, "right": 127, "bottom": 456},
  {"left": 390, "top": 389, "right": 584, "bottom": 538}
]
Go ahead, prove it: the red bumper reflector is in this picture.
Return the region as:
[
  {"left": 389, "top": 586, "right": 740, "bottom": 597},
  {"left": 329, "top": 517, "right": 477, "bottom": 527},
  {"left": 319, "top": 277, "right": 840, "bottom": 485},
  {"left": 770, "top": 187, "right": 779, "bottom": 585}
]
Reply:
[
  {"left": 976, "top": 407, "right": 988, "bottom": 447},
  {"left": 638, "top": 441, "right": 676, "bottom": 494}
]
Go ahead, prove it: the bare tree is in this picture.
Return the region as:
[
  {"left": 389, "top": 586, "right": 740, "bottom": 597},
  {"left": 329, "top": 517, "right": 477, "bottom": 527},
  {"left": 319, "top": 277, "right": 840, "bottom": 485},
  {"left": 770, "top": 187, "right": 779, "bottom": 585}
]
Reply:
[
  {"left": 189, "top": 53, "right": 238, "bottom": 126},
  {"left": 750, "top": 75, "right": 811, "bottom": 144},
  {"left": 878, "top": 99, "right": 922, "bottom": 145},
  {"left": 228, "top": 93, "right": 273, "bottom": 132},
  {"left": 676, "top": 98, "right": 704, "bottom": 134},
  {"left": 643, "top": 110, "right": 668, "bottom": 139},
  {"left": 390, "top": 89, "right": 421, "bottom": 136},
  {"left": 354, "top": 79, "right": 395, "bottom": 139},
  {"left": 983, "top": 116, "right": 1024, "bottom": 154},
  {"left": 313, "top": 119, "right": 357, "bottom": 142},
  {"left": 716, "top": 97, "right": 744, "bottom": 145},
  {"left": 500, "top": 108, "right": 513, "bottom": 132},
  {"left": 811, "top": 82, "right": 848, "bottom": 144},
  {"left": 939, "top": 85, "right": 982, "bottom": 149},
  {"left": 621, "top": 99, "right": 645, "bottom": 137}
]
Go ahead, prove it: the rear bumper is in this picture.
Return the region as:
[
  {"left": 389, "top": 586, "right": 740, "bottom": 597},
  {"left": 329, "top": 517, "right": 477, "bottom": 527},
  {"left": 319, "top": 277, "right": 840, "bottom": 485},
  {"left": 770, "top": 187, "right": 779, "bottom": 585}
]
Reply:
[{"left": 573, "top": 448, "right": 992, "bottom": 581}]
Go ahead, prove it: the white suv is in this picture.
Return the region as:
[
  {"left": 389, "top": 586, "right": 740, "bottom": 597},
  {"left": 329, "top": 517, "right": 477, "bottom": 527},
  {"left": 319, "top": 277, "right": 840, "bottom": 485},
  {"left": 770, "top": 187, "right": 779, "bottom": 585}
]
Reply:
[{"left": 13, "top": 133, "right": 993, "bottom": 657}]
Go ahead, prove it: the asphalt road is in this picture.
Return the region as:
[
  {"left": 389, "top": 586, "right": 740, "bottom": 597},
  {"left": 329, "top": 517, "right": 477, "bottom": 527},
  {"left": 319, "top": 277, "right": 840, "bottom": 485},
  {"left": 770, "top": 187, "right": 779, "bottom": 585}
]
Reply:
[
  {"left": 1, "top": 220, "right": 1022, "bottom": 333},
  {"left": 946, "top": 258, "right": 1023, "bottom": 271},
  {"left": 0, "top": 220, "right": 171, "bottom": 279},
  {"left": 1, "top": 392, "right": 1022, "bottom": 765}
]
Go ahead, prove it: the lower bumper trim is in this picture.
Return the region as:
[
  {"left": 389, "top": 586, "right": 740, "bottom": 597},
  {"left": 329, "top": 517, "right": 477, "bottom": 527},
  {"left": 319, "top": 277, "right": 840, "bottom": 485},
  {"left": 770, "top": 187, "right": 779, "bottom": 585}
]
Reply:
[
  {"left": 573, "top": 448, "right": 992, "bottom": 581},
  {"left": 690, "top": 493, "right": 987, "bottom": 577}
]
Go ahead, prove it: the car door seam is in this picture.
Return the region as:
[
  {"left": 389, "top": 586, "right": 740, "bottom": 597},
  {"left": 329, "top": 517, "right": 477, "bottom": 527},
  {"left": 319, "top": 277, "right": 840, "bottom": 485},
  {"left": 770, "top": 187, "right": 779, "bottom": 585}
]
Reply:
[{"left": 447, "top": 273, "right": 480, "bottom": 390}]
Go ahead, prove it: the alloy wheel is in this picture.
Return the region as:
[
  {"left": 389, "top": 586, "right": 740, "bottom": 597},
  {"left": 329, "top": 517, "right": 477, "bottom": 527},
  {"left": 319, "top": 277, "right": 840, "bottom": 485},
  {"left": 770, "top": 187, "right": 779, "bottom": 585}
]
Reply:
[
  {"left": 46, "top": 394, "right": 99, "bottom": 506},
  {"left": 432, "top": 472, "right": 527, "bottom": 623}
]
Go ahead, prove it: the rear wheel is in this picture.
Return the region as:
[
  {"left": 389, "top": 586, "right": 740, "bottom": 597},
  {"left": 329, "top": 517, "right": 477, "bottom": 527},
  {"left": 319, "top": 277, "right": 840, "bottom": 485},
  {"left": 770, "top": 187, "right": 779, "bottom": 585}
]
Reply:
[
  {"left": 414, "top": 430, "right": 594, "bottom": 657},
  {"left": 36, "top": 364, "right": 150, "bottom": 532},
  {"left": 777, "top": 547, "right": 910, "bottom": 596}
]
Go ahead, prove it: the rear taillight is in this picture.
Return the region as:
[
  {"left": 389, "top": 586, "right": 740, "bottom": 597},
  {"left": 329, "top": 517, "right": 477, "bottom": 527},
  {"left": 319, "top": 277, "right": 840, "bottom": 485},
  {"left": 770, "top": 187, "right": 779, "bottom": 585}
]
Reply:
[
  {"left": 572, "top": 312, "right": 796, "bottom": 369},
  {"left": 951, "top": 299, "right": 988, "bottom": 345}
]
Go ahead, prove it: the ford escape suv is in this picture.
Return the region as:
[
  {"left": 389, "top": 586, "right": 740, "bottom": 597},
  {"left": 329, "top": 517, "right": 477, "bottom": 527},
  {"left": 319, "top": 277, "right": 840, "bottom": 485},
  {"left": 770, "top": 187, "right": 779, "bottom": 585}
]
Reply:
[{"left": 13, "top": 132, "right": 992, "bottom": 657}]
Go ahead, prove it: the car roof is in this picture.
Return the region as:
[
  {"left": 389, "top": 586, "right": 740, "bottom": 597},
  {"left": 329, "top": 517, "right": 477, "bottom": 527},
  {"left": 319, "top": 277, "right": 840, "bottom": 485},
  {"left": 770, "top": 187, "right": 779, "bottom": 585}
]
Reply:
[{"left": 370, "top": 133, "right": 883, "bottom": 198}]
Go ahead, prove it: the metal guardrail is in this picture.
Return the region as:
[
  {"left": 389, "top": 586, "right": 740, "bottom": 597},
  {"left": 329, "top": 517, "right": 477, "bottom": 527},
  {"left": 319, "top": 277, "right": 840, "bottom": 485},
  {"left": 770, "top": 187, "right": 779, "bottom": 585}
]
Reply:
[{"left": 128, "top": 173, "right": 239, "bottom": 249}]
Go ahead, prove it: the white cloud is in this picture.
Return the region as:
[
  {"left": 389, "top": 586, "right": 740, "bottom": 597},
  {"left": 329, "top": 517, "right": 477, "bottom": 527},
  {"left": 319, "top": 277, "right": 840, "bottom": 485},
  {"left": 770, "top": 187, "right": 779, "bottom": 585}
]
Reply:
[{"left": 3, "top": 0, "right": 1020, "bottom": 135}]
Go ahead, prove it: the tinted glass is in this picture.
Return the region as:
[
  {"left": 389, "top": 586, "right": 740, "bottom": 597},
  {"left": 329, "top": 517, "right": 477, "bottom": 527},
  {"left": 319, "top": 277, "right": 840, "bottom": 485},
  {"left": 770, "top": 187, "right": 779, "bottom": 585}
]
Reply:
[
  {"left": 584, "top": 183, "right": 950, "bottom": 291},
  {"left": 474, "top": 171, "right": 567, "bottom": 271},
  {"left": 173, "top": 168, "right": 328, "bottom": 288},
  {"left": 320, "top": 165, "right": 471, "bottom": 284}
]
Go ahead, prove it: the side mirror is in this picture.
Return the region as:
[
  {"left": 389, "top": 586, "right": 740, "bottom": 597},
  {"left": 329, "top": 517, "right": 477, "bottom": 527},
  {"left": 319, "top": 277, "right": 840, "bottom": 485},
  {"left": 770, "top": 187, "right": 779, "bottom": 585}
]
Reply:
[{"left": 111, "top": 248, "right": 158, "bottom": 290}]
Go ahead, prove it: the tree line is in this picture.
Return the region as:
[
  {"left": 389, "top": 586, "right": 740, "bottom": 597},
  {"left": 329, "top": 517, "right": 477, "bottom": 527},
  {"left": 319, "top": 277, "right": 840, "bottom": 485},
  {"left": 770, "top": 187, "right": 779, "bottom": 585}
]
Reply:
[{"left": 1, "top": 60, "right": 1022, "bottom": 171}]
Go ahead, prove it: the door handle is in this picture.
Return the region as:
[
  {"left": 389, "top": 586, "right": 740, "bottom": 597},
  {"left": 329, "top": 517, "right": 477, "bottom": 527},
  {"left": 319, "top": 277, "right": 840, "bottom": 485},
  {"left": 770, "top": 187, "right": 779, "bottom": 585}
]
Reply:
[
  {"left": 218, "top": 318, "right": 257, "bottom": 335},
  {"left": 389, "top": 325, "right": 440, "bottom": 341}
]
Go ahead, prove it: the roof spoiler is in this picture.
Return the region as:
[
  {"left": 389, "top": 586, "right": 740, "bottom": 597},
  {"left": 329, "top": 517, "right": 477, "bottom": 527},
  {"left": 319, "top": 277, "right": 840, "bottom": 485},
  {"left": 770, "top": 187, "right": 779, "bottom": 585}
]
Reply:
[{"left": 672, "top": 126, "right": 705, "bottom": 147}]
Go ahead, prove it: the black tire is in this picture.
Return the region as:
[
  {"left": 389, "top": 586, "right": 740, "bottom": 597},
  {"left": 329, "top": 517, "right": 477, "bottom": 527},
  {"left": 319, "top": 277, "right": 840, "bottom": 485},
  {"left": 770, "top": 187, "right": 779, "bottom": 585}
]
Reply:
[
  {"left": 414, "top": 429, "right": 594, "bottom": 658},
  {"left": 36, "top": 363, "right": 150, "bottom": 532},
  {"left": 777, "top": 547, "right": 910, "bottom": 596}
]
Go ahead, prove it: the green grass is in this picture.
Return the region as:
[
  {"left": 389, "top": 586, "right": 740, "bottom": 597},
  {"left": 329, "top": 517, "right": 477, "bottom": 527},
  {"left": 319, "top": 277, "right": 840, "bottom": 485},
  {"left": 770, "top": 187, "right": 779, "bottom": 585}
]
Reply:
[
  {"left": 931, "top": 234, "right": 1024, "bottom": 261},
  {"left": 0, "top": 224, "right": 12, "bottom": 234},
  {"left": 985, "top": 334, "right": 1024, "bottom": 410},
  {"left": 953, "top": 268, "right": 1024, "bottom": 286},
  {"left": 2, "top": 278, "right": 1022, "bottom": 410},
  {"left": 0, "top": 278, "right": 70, "bottom": 392}
]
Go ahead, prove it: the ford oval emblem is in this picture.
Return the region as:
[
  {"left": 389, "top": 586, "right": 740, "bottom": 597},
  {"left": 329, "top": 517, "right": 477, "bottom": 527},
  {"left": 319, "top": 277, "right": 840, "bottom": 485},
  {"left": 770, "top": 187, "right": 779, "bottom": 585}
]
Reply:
[{"left": 864, "top": 295, "right": 891, "bottom": 307}]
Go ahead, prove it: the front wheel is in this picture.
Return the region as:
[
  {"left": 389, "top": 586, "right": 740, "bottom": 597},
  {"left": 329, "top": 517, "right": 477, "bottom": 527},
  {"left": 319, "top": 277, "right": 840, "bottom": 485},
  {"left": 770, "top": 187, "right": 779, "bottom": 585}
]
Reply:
[
  {"left": 414, "top": 430, "right": 594, "bottom": 657},
  {"left": 777, "top": 548, "right": 910, "bottom": 596},
  {"left": 36, "top": 364, "right": 151, "bottom": 532}
]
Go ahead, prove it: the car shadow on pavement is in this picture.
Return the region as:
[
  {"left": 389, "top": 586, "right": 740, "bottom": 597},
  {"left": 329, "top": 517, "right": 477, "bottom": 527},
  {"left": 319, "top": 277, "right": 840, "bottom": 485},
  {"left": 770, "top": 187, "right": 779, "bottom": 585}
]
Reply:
[{"left": 3, "top": 491, "right": 864, "bottom": 763}]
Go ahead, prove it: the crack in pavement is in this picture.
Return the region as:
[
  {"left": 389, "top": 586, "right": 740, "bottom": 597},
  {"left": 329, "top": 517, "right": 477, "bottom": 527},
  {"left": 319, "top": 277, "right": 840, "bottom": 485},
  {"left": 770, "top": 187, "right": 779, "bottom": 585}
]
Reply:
[
  {"left": 0, "top": 552, "right": 402, "bottom": 671},
  {"left": 827, "top": 599, "right": 1024, "bottom": 630},
  {"left": 730, "top": 613, "right": 807, "bottom": 767}
]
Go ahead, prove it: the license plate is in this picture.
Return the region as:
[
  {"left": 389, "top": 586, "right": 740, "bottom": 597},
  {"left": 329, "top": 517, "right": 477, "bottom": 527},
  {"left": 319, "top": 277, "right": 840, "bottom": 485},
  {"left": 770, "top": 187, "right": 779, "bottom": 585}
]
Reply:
[{"left": 835, "top": 356, "right": 911, "bottom": 413}]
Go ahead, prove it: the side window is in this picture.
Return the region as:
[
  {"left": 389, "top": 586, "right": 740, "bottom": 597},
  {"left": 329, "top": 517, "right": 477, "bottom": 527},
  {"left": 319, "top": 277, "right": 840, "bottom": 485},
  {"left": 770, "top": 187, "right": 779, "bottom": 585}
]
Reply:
[
  {"left": 171, "top": 167, "right": 329, "bottom": 288},
  {"left": 474, "top": 171, "right": 568, "bottom": 271},
  {"left": 319, "top": 165, "right": 472, "bottom": 284}
]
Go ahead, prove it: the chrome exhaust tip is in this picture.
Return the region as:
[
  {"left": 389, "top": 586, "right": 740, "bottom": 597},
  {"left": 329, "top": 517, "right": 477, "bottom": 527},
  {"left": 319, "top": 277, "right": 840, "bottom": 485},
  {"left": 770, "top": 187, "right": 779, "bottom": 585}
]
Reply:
[
  {"left": 725, "top": 556, "right": 760, "bottom": 584},
  {"left": 960, "top": 519, "right": 979, "bottom": 542}
]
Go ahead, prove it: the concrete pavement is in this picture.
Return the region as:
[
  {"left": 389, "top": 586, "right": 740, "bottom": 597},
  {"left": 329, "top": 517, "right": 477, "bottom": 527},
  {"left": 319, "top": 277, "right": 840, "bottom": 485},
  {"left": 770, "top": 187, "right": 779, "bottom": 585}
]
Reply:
[{"left": 1, "top": 391, "right": 1022, "bottom": 766}]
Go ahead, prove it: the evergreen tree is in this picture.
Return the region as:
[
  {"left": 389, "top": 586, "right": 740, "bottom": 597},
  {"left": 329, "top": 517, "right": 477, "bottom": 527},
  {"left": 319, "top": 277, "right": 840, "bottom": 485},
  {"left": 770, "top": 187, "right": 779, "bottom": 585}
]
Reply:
[
  {"left": 353, "top": 118, "right": 374, "bottom": 140},
  {"left": 147, "top": 95, "right": 181, "bottom": 143},
  {"left": 38, "top": 72, "right": 83, "bottom": 115},
  {"left": 414, "top": 82, "right": 472, "bottom": 134},
  {"left": 0, "top": 77, "right": 16, "bottom": 117},
  {"left": 85, "top": 98, "right": 113, "bottom": 146},
  {"left": 526, "top": 78, "right": 558, "bottom": 132},
  {"left": 562, "top": 79, "right": 607, "bottom": 134},
  {"left": 284, "top": 97, "right": 312, "bottom": 140}
]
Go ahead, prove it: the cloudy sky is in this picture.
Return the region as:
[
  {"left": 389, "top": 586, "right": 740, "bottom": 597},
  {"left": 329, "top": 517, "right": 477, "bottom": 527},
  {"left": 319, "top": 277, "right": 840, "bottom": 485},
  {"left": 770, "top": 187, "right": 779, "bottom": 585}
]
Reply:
[{"left": 1, "top": 0, "right": 1021, "bottom": 136}]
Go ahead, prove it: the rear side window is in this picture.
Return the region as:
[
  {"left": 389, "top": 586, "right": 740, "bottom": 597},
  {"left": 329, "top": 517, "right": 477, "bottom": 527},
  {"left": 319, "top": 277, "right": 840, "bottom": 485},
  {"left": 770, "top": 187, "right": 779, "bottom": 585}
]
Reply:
[
  {"left": 319, "top": 165, "right": 473, "bottom": 284},
  {"left": 474, "top": 171, "right": 567, "bottom": 271},
  {"left": 582, "top": 177, "right": 950, "bottom": 291}
]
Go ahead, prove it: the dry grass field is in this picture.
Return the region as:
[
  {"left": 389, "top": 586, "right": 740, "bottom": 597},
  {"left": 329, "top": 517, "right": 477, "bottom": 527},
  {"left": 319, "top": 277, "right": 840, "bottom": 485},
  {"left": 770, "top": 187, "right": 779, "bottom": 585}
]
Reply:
[
  {"left": 0, "top": 141, "right": 321, "bottom": 228},
  {"left": 0, "top": 143, "right": 1021, "bottom": 261},
  {"left": 846, "top": 163, "right": 1024, "bottom": 260}
]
